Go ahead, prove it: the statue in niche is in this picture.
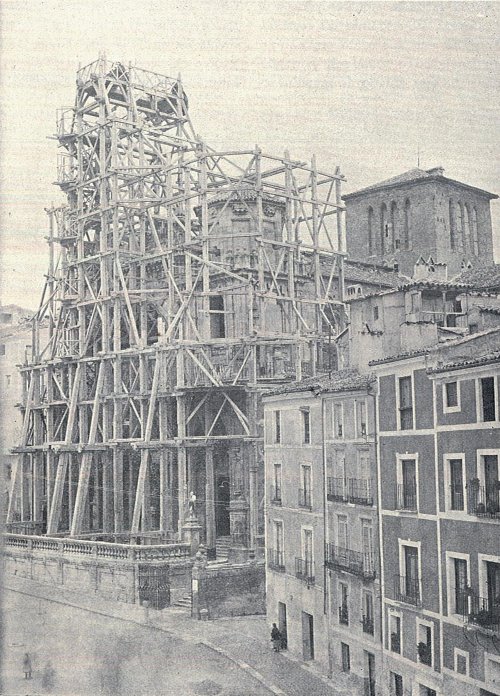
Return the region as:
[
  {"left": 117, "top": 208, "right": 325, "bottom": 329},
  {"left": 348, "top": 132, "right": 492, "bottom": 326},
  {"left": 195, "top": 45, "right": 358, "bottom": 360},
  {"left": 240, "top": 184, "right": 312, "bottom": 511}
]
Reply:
[{"left": 188, "top": 491, "right": 197, "bottom": 517}]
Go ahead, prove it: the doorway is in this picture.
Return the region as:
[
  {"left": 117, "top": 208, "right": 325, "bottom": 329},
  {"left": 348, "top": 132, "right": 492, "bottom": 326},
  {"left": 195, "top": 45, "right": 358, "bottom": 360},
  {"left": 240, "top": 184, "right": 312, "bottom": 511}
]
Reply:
[
  {"left": 301, "top": 611, "right": 314, "bottom": 661},
  {"left": 278, "top": 602, "right": 288, "bottom": 650},
  {"left": 364, "top": 651, "right": 376, "bottom": 696},
  {"left": 215, "top": 475, "right": 230, "bottom": 536}
]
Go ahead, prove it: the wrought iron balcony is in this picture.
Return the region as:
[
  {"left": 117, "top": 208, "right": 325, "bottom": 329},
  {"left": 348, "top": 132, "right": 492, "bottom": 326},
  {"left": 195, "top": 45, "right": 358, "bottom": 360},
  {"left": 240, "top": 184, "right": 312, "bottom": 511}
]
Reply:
[
  {"left": 298, "top": 488, "right": 312, "bottom": 509},
  {"left": 395, "top": 483, "right": 417, "bottom": 511},
  {"left": 325, "top": 543, "right": 376, "bottom": 580},
  {"left": 327, "top": 477, "right": 373, "bottom": 506},
  {"left": 339, "top": 604, "right": 349, "bottom": 625},
  {"left": 467, "top": 480, "right": 500, "bottom": 519},
  {"left": 270, "top": 485, "right": 282, "bottom": 506},
  {"left": 457, "top": 589, "right": 500, "bottom": 635},
  {"left": 362, "top": 615, "right": 374, "bottom": 635},
  {"left": 393, "top": 574, "right": 421, "bottom": 606},
  {"left": 295, "top": 557, "right": 315, "bottom": 586},
  {"left": 267, "top": 549, "right": 285, "bottom": 573}
]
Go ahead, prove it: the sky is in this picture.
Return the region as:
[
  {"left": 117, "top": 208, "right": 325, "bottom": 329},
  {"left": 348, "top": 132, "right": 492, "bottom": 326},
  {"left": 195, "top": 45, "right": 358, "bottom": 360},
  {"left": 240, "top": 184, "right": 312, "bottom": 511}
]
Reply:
[{"left": 1, "top": 0, "right": 498, "bottom": 309}]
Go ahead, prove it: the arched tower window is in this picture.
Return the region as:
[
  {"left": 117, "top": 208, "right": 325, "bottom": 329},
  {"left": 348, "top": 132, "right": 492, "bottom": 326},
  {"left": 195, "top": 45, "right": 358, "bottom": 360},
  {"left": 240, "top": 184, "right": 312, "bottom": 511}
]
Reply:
[
  {"left": 381, "top": 203, "right": 388, "bottom": 255},
  {"left": 391, "top": 201, "right": 398, "bottom": 250},
  {"left": 464, "top": 205, "right": 471, "bottom": 255},
  {"left": 456, "top": 202, "right": 464, "bottom": 251},
  {"left": 449, "top": 199, "right": 456, "bottom": 250},
  {"left": 368, "top": 207, "right": 374, "bottom": 255},
  {"left": 472, "top": 207, "right": 479, "bottom": 256},
  {"left": 403, "top": 198, "right": 411, "bottom": 250}
]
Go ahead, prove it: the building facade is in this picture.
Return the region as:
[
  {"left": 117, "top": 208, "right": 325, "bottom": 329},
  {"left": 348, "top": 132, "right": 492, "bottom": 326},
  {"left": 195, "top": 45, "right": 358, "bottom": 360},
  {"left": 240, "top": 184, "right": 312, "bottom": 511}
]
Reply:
[{"left": 344, "top": 167, "right": 498, "bottom": 277}]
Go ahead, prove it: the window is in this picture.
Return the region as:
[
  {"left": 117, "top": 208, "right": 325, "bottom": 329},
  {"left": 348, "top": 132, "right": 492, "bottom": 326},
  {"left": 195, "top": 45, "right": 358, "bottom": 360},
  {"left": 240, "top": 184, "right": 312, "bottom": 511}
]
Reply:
[
  {"left": 273, "top": 521, "right": 284, "bottom": 568},
  {"left": 391, "top": 672, "right": 404, "bottom": 696},
  {"left": 0, "top": 344, "right": 5, "bottom": 357},
  {"left": 368, "top": 207, "right": 374, "bottom": 255},
  {"left": 356, "top": 400, "right": 367, "bottom": 437},
  {"left": 457, "top": 202, "right": 464, "bottom": 249},
  {"left": 397, "top": 544, "right": 420, "bottom": 604},
  {"left": 333, "top": 403, "right": 343, "bottom": 438},
  {"left": 373, "top": 306, "right": 379, "bottom": 321},
  {"left": 362, "top": 519, "right": 374, "bottom": 575},
  {"left": 403, "top": 198, "right": 411, "bottom": 250},
  {"left": 302, "top": 528, "right": 313, "bottom": 573},
  {"left": 209, "top": 295, "right": 225, "bottom": 338},
  {"left": 339, "top": 581, "right": 349, "bottom": 625},
  {"left": 274, "top": 410, "right": 281, "bottom": 444},
  {"left": 272, "top": 463, "right": 282, "bottom": 503},
  {"left": 471, "top": 207, "right": 479, "bottom": 256},
  {"left": 464, "top": 205, "right": 471, "bottom": 252},
  {"left": 479, "top": 377, "right": 497, "bottom": 422},
  {"left": 444, "top": 381, "right": 459, "bottom": 411},
  {"left": 389, "top": 613, "right": 401, "bottom": 653},
  {"left": 362, "top": 591, "right": 374, "bottom": 635},
  {"left": 391, "top": 201, "right": 398, "bottom": 251},
  {"left": 449, "top": 199, "right": 455, "bottom": 249},
  {"left": 341, "top": 642, "right": 350, "bottom": 672},
  {"left": 337, "top": 514, "right": 348, "bottom": 549},
  {"left": 302, "top": 409, "right": 311, "bottom": 444},
  {"left": 417, "top": 621, "right": 433, "bottom": 667},
  {"left": 381, "top": 203, "right": 389, "bottom": 254},
  {"left": 448, "top": 458, "right": 464, "bottom": 511},
  {"left": 454, "top": 649, "right": 469, "bottom": 676},
  {"left": 397, "top": 457, "right": 417, "bottom": 510},
  {"left": 448, "top": 556, "right": 469, "bottom": 615},
  {"left": 398, "top": 376, "right": 414, "bottom": 430},
  {"left": 299, "top": 465, "right": 312, "bottom": 508}
]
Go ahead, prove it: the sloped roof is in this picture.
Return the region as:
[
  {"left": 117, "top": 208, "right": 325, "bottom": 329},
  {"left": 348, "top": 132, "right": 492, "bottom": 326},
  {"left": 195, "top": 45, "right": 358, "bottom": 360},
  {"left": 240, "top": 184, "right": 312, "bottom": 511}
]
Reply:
[
  {"left": 344, "top": 260, "right": 401, "bottom": 287},
  {"left": 264, "top": 368, "right": 375, "bottom": 397},
  {"left": 453, "top": 264, "right": 500, "bottom": 291},
  {"left": 343, "top": 167, "right": 497, "bottom": 201},
  {"left": 428, "top": 350, "right": 500, "bottom": 374}
]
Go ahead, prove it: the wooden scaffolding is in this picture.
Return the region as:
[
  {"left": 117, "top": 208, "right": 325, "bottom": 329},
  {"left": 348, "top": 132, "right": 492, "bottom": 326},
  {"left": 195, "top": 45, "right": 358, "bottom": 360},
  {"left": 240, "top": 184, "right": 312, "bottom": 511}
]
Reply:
[{"left": 7, "top": 57, "right": 346, "bottom": 558}]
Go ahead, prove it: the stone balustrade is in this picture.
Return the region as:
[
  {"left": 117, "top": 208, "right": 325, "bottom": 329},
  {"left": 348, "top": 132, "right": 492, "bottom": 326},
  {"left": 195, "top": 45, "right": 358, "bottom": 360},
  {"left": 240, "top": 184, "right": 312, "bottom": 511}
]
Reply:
[{"left": 3, "top": 533, "right": 191, "bottom": 562}]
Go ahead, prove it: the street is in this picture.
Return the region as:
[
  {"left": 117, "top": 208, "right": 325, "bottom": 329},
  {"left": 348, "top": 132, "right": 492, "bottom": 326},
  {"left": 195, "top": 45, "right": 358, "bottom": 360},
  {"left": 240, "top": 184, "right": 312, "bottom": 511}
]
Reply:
[{"left": 2, "top": 588, "right": 270, "bottom": 696}]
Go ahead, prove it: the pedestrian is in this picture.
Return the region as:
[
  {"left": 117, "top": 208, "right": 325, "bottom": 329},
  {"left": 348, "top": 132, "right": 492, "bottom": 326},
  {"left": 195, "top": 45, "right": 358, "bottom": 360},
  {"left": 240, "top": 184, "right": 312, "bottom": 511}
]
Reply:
[
  {"left": 23, "top": 652, "right": 32, "bottom": 679},
  {"left": 271, "top": 623, "right": 281, "bottom": 652}
]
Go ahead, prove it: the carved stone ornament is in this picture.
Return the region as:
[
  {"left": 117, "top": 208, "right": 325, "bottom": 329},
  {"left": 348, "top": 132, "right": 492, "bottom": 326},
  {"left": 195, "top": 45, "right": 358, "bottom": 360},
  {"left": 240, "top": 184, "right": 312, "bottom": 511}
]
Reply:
[
  {"left": 232, "top": 203, "right": 247, "bottom": 215},
  {"left": 263, "top": 205, "right": 276, "bottom": 217}
]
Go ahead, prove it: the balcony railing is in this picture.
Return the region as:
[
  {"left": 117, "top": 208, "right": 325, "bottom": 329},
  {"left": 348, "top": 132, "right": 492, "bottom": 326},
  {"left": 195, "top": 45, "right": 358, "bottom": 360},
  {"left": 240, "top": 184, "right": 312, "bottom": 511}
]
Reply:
[
  {"left": 270, "top": 485, "right": 282, "bottom": 506},
  {"left": 339, "top": 604, "right": 349, "bottom": 625},
  {"left": 327, "top": 477, "right": 373, "bottom": 506},
  {"left": 395, "top": 483, "right": 417, "bottom": 511},
  {"left": 467, "top": 480, "right": 500, "bottom": 518},
  {"left": 457, "top": 589, "right": 500, "bottom": 635},
  {"left": 394, "top": 574, "right": 421, "bottom": 606},
  {"left": 363, "top": 677, "right": 376, "bottom": 696},
  {"left": 362, "top": 615, "right": 374, "bottom": 635},
  {"left": 325, "top": 543, "right": 376, "bottom": 580},
  {"left": 449, "top": 485, "right": 465, "bottom": 511},
  {"left": 295, "top": 557, "right": 315, "bottom": 586},
  {"left": 267, "top": 549, "right": 285, "bottom": 573},
  {"left": 298, "top": 488, "right": 312, "bottom": 509}
]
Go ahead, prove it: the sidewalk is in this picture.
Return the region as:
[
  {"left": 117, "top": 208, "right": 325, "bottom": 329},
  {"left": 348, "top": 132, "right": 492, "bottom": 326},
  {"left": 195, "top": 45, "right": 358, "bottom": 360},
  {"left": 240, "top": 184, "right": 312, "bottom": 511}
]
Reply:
[{"left": 4, "top": 575, "right": 354, "bottom": 696}]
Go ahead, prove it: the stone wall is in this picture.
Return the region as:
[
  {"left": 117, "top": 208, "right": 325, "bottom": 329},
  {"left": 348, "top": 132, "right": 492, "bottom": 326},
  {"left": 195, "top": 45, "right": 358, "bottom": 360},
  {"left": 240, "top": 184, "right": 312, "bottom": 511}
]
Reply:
[
  {"left": 2, "top": 541, "right": 193, "bottom": 607},
  {"left": 192, "top": 558, "right": 265, "bottom": 619}
]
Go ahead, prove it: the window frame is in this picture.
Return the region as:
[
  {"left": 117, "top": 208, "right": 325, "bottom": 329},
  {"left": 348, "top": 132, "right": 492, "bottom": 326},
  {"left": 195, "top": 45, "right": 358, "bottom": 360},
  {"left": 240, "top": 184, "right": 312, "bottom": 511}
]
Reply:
[
  {"left": 445, "top": 551, "right": 470, "bottom": 616},
  {"left": 388, "top": 609, "right": 402, "bottom": 654},
  {"left": 355, "top": 398, "right": 368, "bottom": 438},
  {"left": 443, "top": 453, "right": 466, "bottom": 513},
  {"left": 443, "top": 380, "right": 461, "bottom": 414},
  {"left": 301, "top": 407, "right": 311, "bottom": 444},
  {"left": 396, "top": 453, "right": 419, "bottom": 512},
  {"left": 332, "top": 402, "right": 344, "bottom": 439},
  {"left": 397, "top": 373, "right": 415, "bottom": 431},
  {"left": 454, "top": 648, "right": 469, "bottom": 676},
  {"left": 274, "top": 410, "right": 281, "bottom": 444},
  {"left": 416, "top": 618, "right": 435, "bottom": 669},
  {"left": 476, "top": 375, "right": 498, "bottom": 423},
  {"left": 398, "top": 539, "right": 422, "bottom": 602}
]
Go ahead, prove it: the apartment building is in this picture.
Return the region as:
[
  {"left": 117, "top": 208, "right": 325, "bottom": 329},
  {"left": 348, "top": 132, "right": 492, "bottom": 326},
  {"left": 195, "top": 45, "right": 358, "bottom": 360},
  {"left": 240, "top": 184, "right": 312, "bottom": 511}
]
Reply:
[
  {"left": 371, "top": 326, "right": 500, "bottom": 696},
  {"left": 264, "top": 369, "right": 381, "bottom": 690}
]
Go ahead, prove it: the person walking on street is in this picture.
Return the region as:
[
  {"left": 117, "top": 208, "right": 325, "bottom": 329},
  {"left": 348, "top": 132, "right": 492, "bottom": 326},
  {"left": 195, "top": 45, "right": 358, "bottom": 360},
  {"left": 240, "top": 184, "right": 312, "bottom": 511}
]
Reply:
[
  {"left": 271, "top": 623, "right": 282, "bottom": 652},
  {"left": 23, "top": 653, "right": 32, "bottom": 679}
]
